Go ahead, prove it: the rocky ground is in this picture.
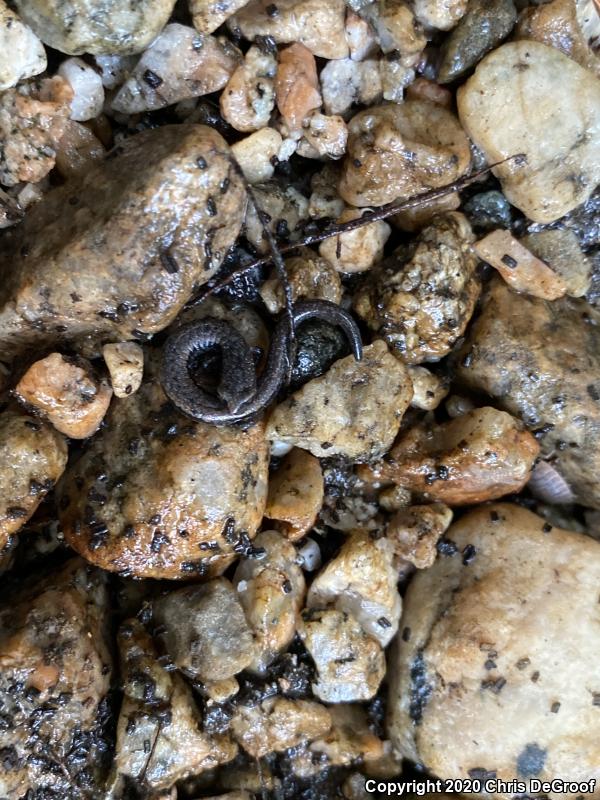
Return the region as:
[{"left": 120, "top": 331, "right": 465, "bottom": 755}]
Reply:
[{"left": 0, "top": 0, "right": 599, "bottom": 798}]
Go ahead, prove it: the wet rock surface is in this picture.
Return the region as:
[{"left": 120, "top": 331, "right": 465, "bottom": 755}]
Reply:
[
  {"left": 388, "top": 504, "right": 600, "bottom": 796},
  {"left": 456, "top": 279, "right": 600, "bottom": 509},
  {"left": 354, "top": 213, "right": 479, "bottom": 364},
  {"left": 266, "top": 340, "right": 414, "bottom": 460},
  {"left": 458, "top": 41, "right": 600, "bottom": 223},
  {"left": 0, "top": 407, "right": 67, "bottom": 550},
  {"left": 0, "top": 124, "right": 246, "bottom": 360},
  {"left": 0, "top": 2, "right": 46, "bottom": 91},
  {"left": 59, "top": 376, "right": 269, "bottom": 578},
  {"left": 0, "top": 559, "right": 112, "bottom": 799}
]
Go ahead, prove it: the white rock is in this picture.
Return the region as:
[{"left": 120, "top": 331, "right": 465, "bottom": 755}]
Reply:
[
  {"left": 319, "top": 207, "right": 390, "bottom": 273},
  {"left": 93, "top": 54, "right": 137, "bottom": 89},
  {"left": 231, "top": 128, "right": 282, "bottom": 184},
  {"left": 0, "top": 1, "right": 46, "bottom": 91},
  {"left": 102, "top": 342, "right": 144, "bottom": 398},
  {"left": 457, "top": 41, "right": 600, "bottom": 223},
  {"left": 112, "top": 23, "right": 241, "bottom": 113},
  {"left": 58, "top": 57, "right": 105, "bottom": 121},
  {"left": 320, "top": 57, "right": 382, "bottom": 116}
]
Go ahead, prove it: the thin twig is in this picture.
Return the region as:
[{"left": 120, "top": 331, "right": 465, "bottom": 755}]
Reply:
[{"left": 200, "top": 153, "right": 527, "bottom": 300}]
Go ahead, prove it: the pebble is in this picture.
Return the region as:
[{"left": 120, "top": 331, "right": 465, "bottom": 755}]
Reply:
[
  {"left": 191, "top": 0, "right": 251, "bottom": 33},
  {"left": 388, "top": 504, "right": 600, "bottom": 792},
  {"left": 437, "top": 0, "right": 517, "bottom": 83},
  {"left": 231, "top": 697, "right": 331, "bottom": 758},
  {"left": 320, "top": 58, "right": 382, "bottom": 117},
  {"left": 275, "top": 42, "right": 322, "bottom": 132},
  {"left": 102, "top": 341, "right": 144, "bottom": 398},
  {"left": 386, "top": 503, "right": 453, "bottom": 569},
  {"left": 358, "top": 1, "right": 426, "bottom": 62},
  {"left": 231, "top": 127, "right": 283, "bottom": 183},
  {"left": 345, "top": 10, "right": 378, "bottom": 61},
  {"left": 307, "top": 530, "right": 401, "bottom": 647},
  {"left": 412, "top": 0, "right": 468, "bottom": 30},
  {"left": 463, "top": 189, "right": 512, "bottom": 232},
  {"left": 0, "top": 1, "right": 46, "bottom": 91},
  {"left": 0, "top": 76, "right": 73, "bottom": 187},
  {"left": 299, "top": 112, "right": 348, "bottom": 160},
  {"left": 265, "top": 448, "right": 324, "bottom": 540},
  {"left": 309, "top": 705, "right": 385, "bottom": 768},
  {"left": 14, "top": 0, "right": 176, "bottom": 55},
  {"left": 59, "top": 378, "right": 269, "bottom": 579},
  {"left": 319, "top": 208, "right": 391, "bottom": 273},
  {"left": 339, "top": 101, "right": 471, "bottom": 207},
  {"left": 244, "top": 181, "right": 308, "bottom": 253},
  {"left": 113, "top": 24, "right": 241, "bottom": 114},
  {"left": 93, "top": 54, "right": 137, "bottom": 89},
  {"left": 153, "top": 579, "right": 256, "bottom": 681},
  {"left": 519, "top": 228, "right": 592, "bottom": 298},
  {"left": 260, "top": 248, "right": 342, "bottom": 314},
  {"left": 516, "top": 0, "right": 600, "bottom": 78},
  {"left": 266, "top": 340, "right": 414, "bottom": 461},
  {"left": 58, "top": 57, "right": 105, "bottom": 121},
  {"left": 353, "top": 213, "right": 479, "bottom": 364},
  {"left": 220, "top": 44, "right": 276, "bottom": 132},
  {"left": 0, "top": 125, "right": 246, "bottom": 359},
  {"left": 408, "top": 366, "right": 450, "bottom": 411},
  {"left": 457, "top": 41, "right": 600, "bottom": 223},
  {"left": 53, "top": 119, "right": 105, "bottom": 179},
  {"left": 16, "top": 353, "right": 113, "bottom": 439},
  {"left": 297, "top": 537, "right": 322, "bottom": 572},
  {"left": 0, "top": 408, "right": 67, "bottom": 551},
  {"left": 115, "top": 618, "right": 236, "bottom": 791},
  {"left": 0, "top": 560, "right": 112, "bottom": 798},
  {"left": 229, "top": 0, "right": 349, "bottom": 59},
  {"left": 234, "top": 530, "right": 306, "bottom": 673},
  {"left": 299, "top": 608, "right": 386, "bottom": 703},
  {"left": 457, "top": 279, "right": 600, "bottom": 509},
  {"left": 361, "top": 406, "right": 540, "bottom": 506},
  {"left": 290, "top": 318, "right": 349, "bottom": 387}
]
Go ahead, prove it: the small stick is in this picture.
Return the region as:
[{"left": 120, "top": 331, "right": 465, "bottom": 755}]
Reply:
[{"left": 200, "top": 153, "right": 526, "bottom": 300}]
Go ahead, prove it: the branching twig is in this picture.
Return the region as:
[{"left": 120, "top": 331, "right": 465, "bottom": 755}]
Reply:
[{"left": 201, "top": 153, "right": 527, "bottom": 301}]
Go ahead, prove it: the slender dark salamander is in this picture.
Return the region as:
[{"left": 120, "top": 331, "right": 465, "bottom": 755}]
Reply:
[{"left": 160, "top": 300, "right": 363, "bottom": 425}]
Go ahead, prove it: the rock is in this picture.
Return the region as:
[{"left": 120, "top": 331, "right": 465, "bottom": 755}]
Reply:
[
  {"left": 353, "top": 213, "right": 479, "bottom": 364},
  {"left": 386, "top": 503, "right": 453, "bottom": 569},
  {"left": 265, "top": 448, "right": 324, "bottom": 540},
  {"left": 153, "top": 579, "right": 256, "bottom": 681},
  {"left": 229, "top": 0, "right": 349, "bottom": 59},
  {"left": 0, "top": 408, "right": 67, "bottom": 551},
  {"left": 463, "top": 189, "right": 513, "bottom": 232},
  {"left": 260, "top": 248, "right": 342, "bottom": 314},
  {"left": 289, "top": 318, "right": 350, "bottom": 388},
  {"left": 457, "top": 42, "right": 600, "bottom": 223},
  {"left": 345, "top": 10, "right": 378, "bottom": 61},
  {"left": 299, "top": 608, "right": 386, "bottom": 703},
  {"left": 299, "top": 112, "right": 348, "bottom": 160},
  {"left": 408, "top": 366, "right": 449, "bottom": 411},
  {"left": 220, "top": 45, "right": 276, "bottom": 132},
  {"left": 456, "top": 279, "right": 600, "bottom": 509},
  {"left": 275, "top": 43, "right": 322, "bottom": 132},
  {"left": 231, "top": 127, "right": 283, "bottom": 183},
  {"left": 59, "top": 377, "right": 269, "bottom": 579},
  {"left": 244, "top": 181, "right": 308, "bottom": 254},
  {"left": 54, "top": 119, "right": 105, "bottom": 179},
  {"left": 391, "top": 190, "right": 461, "bottom": 233},
  {"left": 58, "top": 57, "right": 105, "bottom": 121},
  {"left": 516, "top": 0, "right": 600, "bottom": 77},
  {"left": 438, "top": 0, "right": 517, "bottom": 83},
  {"left": 113, "top": 24, "right": 241, "bottom": 114},
  {"left": 233, "top": 530, "right": 306, "bottom": 672},
  {"left": 0, "top": 560, "right": 112, "bottom": 798},
  {"left": 388, "top": 504, "right": 600, "bottom": 795},
  {"left": 354, "top": 1, "right": 426, "bottom": 62},
  {"left": 412, "top": 0, "right": 468, "bottom": 30},
  {"left": 519, "top": 228, "right": 592, "bottom": 298},
  {"left": 266, "top": 340, "right": 413, "bottom": 461},
  {"left": 93, "top": 54, "right": 137, "bottom": 89},
  {"left": 339, "top": 101, "right": 471, "bottom": 207},
  {"left": 0, "top": 125, "right": 246, "bottom": 360},
  {"left": 473, "top": 229, "right": 568, "bottom": 301},
  {"left": 307, "top": 530, "right": 401, "bottom": 647},
  {"left": 320, "top": 58, "right": 382, "bottom": 117},
  {"left": 308, "top": 164, "right": 346, "bottom": 220},
  {"left": 231, "top": 697, "right": 332, "bottom": 758},
  {"left": 16, "top": 353, "right": 112, "bottom": 439},
  {"left": 309, "top": 705, "right": 385, "bottom": 766},
  {"left": 362, "top": 407, "right": 540, "bottom": 506},
  {"left": 0, "top": 1, "right": 46, "bottom": 91},
  {"left": 191, "top": 0, "right": 250, "bottom": 33},
  {"left": 0, "top": 76, "right": 72, "bottom": 187},
  {"left": 14, "top": 0, "right": 177, "bottom": 55},
  {"left": 319, "top": 208, "right": 391, "bottom": 273},
  {"left": 115, "top": 618, "right": 236, "bottom": 791},
  {"left": 102, "top": 342, "right": 144, "bottom": 398},
  {"left": 406, "top": 77, "right": 453, "bottom": 108},
  {"left": 379, "top": 59, "right": 416, "bottom": 103}
]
